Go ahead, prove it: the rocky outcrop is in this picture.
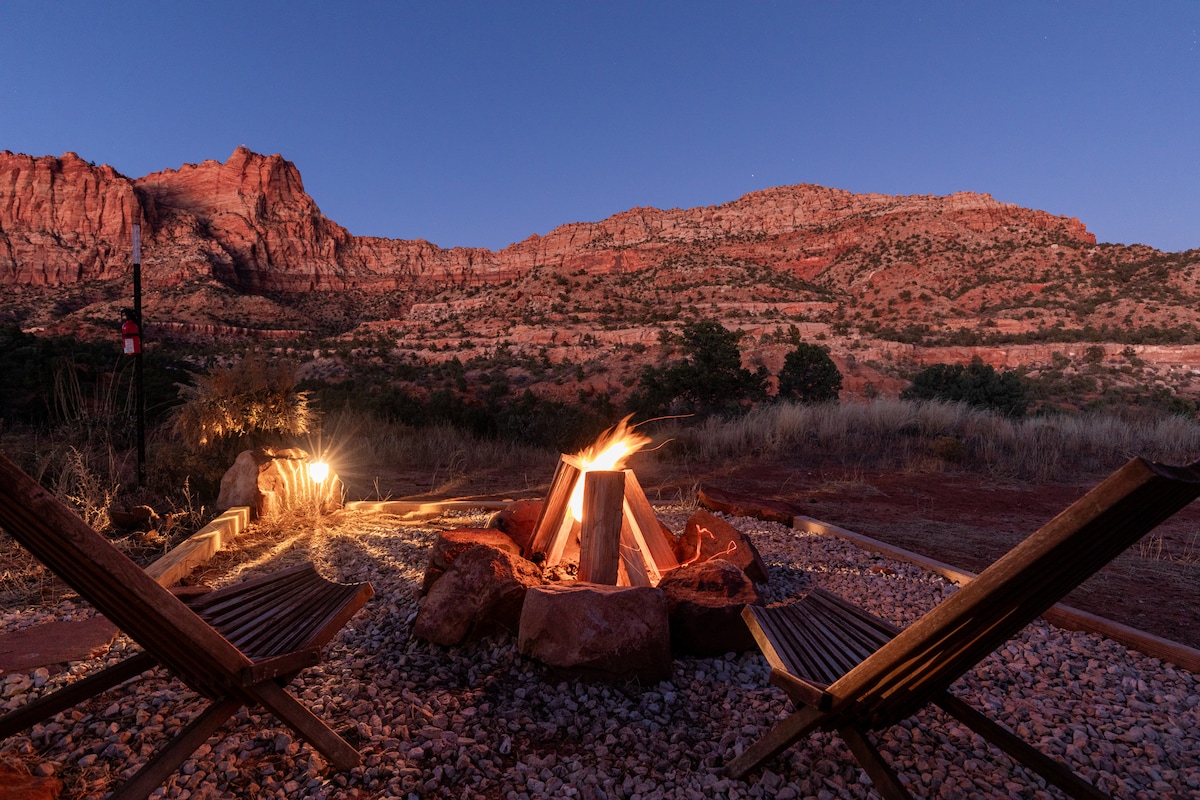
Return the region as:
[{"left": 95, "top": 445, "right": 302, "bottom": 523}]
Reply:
[
  {"left": 8, "top": 146, "right": 1199, "bottom": 404},
  {"left": 0, "top": 151, "right": 139, "bottom": 284},
  {"left": 1, "top": 146, "right": 1102, "bottom": 297}
]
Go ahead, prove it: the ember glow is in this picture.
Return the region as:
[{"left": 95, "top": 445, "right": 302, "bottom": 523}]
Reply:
[{"left": 567, "top": 416, "right": 652, "bottom": 521}]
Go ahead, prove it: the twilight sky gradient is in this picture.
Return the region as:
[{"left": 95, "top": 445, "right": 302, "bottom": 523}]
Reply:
[{"left": 3, "top": 2, "right": 1198, "bottom": 252}]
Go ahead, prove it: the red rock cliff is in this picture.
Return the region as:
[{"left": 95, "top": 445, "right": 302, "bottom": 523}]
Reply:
[
  {"left": 0, "top": 146, "right": 1101, "bottom": 295},
  {"left": 0, "top": 152, "right": 139, "bottom": 285}
]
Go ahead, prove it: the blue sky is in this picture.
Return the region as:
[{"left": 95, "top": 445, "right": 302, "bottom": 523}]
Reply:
[{"left": 3, "top": 2, "right": 1197, "bottom": 252}]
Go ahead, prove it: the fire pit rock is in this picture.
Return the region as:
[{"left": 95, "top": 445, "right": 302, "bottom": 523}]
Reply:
[
  {"left": 518, "top": 583, "right": 672, "bottom": 683},
  {"left": 486, "top": 499, "right": 543, "bottom": 555},
  {"left": 657, "top": 559, "right": 763, "bottom": 656},
  {"left": 421, "top": 528, "right": 524, "bottom": 594},
  {"left": 413, "top": 544, "right": 543, "bottom": 646},
  {"left": 674, "top": 509, "right": 771, "bottom": 584}
]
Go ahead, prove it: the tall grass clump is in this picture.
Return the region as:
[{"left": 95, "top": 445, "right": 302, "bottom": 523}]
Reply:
[
  {"left": 1, "top": 357, "right": 140, "bottom": 523},
  {"left": 650, "top": 399, "right": 1200, "bottom": 480}
]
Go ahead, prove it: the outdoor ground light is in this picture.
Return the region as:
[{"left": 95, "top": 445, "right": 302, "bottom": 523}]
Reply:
[{"left": 307, "top": 460, "right": 330, "bottom": 484}]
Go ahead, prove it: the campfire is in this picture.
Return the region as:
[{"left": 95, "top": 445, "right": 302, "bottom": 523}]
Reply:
[{"left": 528, "top": 417, "right": 679, "bottom": 586}]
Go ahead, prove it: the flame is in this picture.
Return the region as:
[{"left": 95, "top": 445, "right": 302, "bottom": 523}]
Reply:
[{"left": 567, "top": 415, "right": 651, "bottom": 521}]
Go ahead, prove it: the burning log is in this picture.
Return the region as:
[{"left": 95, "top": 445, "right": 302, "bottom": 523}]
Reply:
[
  {"left": 531, "top": 457, "right": 680, "bottom": 586},
  {"left": 530, "top": 417, "right": 681, "bottom": 586},
  {"left": 529, "top": 455, "right": 583, "bottom": 565},
  {"left": 579, "top": 471, "right": 625, "bottom": 584}
]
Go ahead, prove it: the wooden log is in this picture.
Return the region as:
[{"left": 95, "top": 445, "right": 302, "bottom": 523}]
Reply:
[
  {"left": 623, "top": 469, "right": 679, "bottom": 580},
  {"left": 530, "top": 455, "right": 582, "bottom": 565},
  {"left": 619, "top": 517, "right": 652, "bottom": 587},
  {"left": 578, "top": 471, "right": 625, "bottom": 585}
]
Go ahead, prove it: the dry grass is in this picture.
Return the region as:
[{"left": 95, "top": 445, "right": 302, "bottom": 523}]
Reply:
[{"left": 646, "top": 399, "right": 1200, "bottom": 480}]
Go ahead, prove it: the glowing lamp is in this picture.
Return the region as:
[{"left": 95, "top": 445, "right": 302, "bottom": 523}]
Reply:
[{"left": 307, "top": 461, "right": 330, "bottom": 484}]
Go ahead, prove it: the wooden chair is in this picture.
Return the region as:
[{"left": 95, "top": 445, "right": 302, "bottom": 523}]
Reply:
[
  {"left": 727, "top": 456, "right": 1200, "bottom": 800},
  {"left": 0, "top": 453, "right": 374, "bottom": 800}
]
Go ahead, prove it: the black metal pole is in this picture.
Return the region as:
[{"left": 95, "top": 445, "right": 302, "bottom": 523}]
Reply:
[{"left": 132, "top": 223, "right": 145, "bottom": 487}]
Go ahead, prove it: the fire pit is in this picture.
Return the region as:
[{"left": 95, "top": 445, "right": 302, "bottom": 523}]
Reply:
[
  {"left": 413, "top": 417, "right": 769, "bottom": 680},
  {"left": 529, "top": 417, "right": 679, "bottom": 586}
]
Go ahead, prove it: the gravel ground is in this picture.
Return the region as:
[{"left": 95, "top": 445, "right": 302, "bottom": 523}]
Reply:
[{"left": 3, "top": 508, "right": 1199, "bottom": 799}]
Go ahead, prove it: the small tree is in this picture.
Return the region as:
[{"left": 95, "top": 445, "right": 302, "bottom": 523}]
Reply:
[
  {"left": 628, "top": 320, "right": 767, "bottom": 417},
  {"left": 902, "top": 357, "right": 1029, "bottom": 417},
  {"left": 777, "top": 343, "right": 842, "bottom": 403}
]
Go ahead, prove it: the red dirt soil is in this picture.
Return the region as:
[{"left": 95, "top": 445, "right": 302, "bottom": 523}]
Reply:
[{"left": 670, "top": 464, "right": 1200, "bottom": 651}]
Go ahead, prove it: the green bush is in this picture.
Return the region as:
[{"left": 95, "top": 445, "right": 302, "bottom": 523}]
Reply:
[
  {"left": 777, "top": 343, "right": 842, "bottom": 403},
  {"left": 627, "top": 320, "right": 767, "bottom": 418},
  {"left": 901, "top": 357, "right": 1029, "bottom": 418}
]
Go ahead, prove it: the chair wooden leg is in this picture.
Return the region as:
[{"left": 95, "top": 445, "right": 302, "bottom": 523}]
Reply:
[
  {"left": 726, "top": 704, "right": 825, "bottom": 779},
  {"left": 108, "top": 696, "right": 242, "bottom": 800},
  {"left": 839, "top": 726, "right": 912, "bottom": 800},
  {"left": 250, "top": 679, "right": 361, "bottom": 769},
  {"left": 0, "top": 651, "right": 156, "bottom": 738},
  {"left": 935, "top": 691, "right": 1112, "bottom": 800}
]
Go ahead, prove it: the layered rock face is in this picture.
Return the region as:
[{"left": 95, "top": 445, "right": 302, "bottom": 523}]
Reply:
[
  {"left": 0, "top": 146, "right": 1100, "bottom": 296},
  {"left": 0, "top": 152, "right": 139, "bottom": 285}
]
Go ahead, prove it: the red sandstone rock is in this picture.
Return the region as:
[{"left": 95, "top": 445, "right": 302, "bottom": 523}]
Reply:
[
  {"left": 420, "top": 528, "right": 523, "bottom": 594},
  {"left": 0, "top": 766, "right": 61, "bottom": 800},
  {"left": 656, "top": 560, "right": 762, "bottom": 656},
  {"left": 0, "top": 151, "right": 138, "bottom": 285},
  {"left": 8, "top": 146, "right": 1200, "bottom": 407},
  {"left": 518, "top": 583, "right": 672, "bottom": 683},
  {"left": 486, "top": 499, "right": 543, "bottom": 556},
  {"left": 1, "top": 146, "right": 1098, "bottom": 298},
  {"left": 0, "top": 618, "right": 118, "bottom": 673},
  {"left": 674, "top": 509, "right": 771, "bottom": 584},
  {"left": 697, "top": 485, "right": 804, "bottom": 525},
  {"left": 412, "top": 545, "right": 543, "bottom": 646}
]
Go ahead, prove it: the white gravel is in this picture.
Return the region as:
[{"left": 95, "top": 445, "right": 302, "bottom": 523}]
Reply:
[{"left": 3, "top": 508, "right": 1199, "bottom": 799}]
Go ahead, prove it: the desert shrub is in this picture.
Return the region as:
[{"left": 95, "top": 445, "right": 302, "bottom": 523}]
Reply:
[
  {"left": 627, "top": 320, "right": 768, "bottom": 418},
  {"left": 902, "top": 358, "right": 1029, "bottom": 417},
  {"left": 777, "top": 343, "right": 842, "bottom": 403},
  {"left": 170, "top": 353, "right": 315, "bottom": 494},
  {"left": 174, "top": 353, "right": 314, "bottom": 449}
]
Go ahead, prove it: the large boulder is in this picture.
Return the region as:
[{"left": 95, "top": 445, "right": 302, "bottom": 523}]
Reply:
[
  {"left": 518, "top": 583, "right": 672, "bottom": 683},
  {"left": 412, "top": 545, "right": 543, "bottom": 646},
  {"left": 421, "top": 528, "right": 523, "bottom": 595},
  {"left": 673, "top": 509, "right": 770, "bottom": 584},
  {"left": 216, "top": 447, "right": 343, "bottom": 519},
  {"left": 657, "top": 559, "right": 762, "bottom": 656}
]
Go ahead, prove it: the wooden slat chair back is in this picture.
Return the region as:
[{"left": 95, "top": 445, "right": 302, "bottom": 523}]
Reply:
[
  {"left": 0, "top": 452, "right": 373, "bottom": 799},
  {"left": 730, "top": 456, "right": 1200, "bottom": 800}
]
